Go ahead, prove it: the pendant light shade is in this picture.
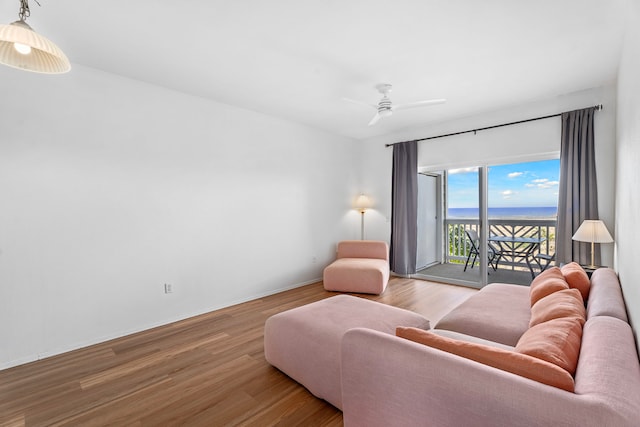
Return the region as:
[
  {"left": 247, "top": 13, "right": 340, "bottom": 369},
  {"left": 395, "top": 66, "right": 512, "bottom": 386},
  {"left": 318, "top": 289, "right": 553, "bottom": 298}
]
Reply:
[{"left": 0, "top": 1, "right": 70, "bottom": 74}]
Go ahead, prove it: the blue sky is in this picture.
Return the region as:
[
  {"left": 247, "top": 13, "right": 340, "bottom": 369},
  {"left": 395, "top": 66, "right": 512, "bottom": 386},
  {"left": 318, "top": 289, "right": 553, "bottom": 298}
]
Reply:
[{"left": 448, "top": 159, "right": 560, "bottom": 208}]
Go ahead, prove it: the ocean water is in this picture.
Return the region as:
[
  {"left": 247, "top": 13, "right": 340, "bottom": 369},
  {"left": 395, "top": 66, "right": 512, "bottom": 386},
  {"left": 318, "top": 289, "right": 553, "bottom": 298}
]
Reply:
[{"left": 448, "top": 206, "right": 557, "bottom": 219}]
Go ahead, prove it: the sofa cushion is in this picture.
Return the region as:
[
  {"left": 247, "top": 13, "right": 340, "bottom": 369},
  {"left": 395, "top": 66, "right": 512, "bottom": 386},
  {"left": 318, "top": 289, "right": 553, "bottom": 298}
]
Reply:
[
  {"left": 397, "top": 327, "right": 575, "bottom": 392},
  {"left": 516, "top": 317, "right": 583, "bottom": 375},
  {"left": 529, "top": 267, "right": 569, "bottom": 306},
  {"left": 323, "top": 258, "right": 389, "bottom": 294},
  {"left": 434, "top": 283, "right": 531, "bottom": 347},
  {"left": 561, "top": 262, "right": 590, "bottom": 301},
  {"left": 529, "top": 288, "right": 586, "bottom": 328}
]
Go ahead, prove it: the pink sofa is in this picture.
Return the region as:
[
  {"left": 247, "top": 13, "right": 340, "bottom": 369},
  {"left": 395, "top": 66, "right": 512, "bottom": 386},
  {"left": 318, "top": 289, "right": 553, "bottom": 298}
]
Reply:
[
  {"left": 323, "top": 240, "right": 390, "bottom": 295},
  {"left": 341, "top": 268, "right": 640, "bottom": 426}
]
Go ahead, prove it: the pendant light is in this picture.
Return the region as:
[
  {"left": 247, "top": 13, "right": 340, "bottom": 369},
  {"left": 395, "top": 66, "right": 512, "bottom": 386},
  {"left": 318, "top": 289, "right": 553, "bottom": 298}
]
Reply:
[{"left": 0, "top": 0, "right": 70, "bottom": 74}]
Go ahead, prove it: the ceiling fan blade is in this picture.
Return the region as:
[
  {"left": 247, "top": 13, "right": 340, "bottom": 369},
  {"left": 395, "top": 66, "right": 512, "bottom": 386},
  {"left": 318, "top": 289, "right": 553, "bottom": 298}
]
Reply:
[
  {"left": 368, "top": 113, "right": 382, "bottom": 126},
  {"left": 393, "top": 98, "right": 447, "bottom": 111},
  {"left": 342, "top": 97, "right": 377, "bottom": 110}
]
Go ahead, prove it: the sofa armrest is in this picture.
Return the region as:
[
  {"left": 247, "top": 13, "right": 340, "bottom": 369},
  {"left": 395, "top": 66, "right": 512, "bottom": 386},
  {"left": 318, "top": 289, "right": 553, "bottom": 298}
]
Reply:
[{"left": 340, "top": 328, "right": 630, "bottom": 427}]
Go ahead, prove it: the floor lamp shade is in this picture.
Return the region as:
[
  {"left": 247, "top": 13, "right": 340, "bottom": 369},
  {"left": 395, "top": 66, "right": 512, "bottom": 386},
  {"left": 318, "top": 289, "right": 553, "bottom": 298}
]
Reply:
[{"left": 571, "top": 220, "right": 614, "bottom": 268}]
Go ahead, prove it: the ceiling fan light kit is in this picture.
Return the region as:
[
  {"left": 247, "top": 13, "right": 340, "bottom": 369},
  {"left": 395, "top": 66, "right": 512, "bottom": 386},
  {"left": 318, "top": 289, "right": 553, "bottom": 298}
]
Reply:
[
  {"left": 345, "top": 83, "right": 446, "bottom": 126},
  {"left": 0, "top": 0, "right": 70, "bottom": 74}
]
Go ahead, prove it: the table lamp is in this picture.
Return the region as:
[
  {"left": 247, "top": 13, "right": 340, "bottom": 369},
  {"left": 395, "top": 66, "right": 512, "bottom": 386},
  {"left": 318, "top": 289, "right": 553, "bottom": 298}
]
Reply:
[{"left": 571, "top": 220, "right": 614, "bottom": 268}]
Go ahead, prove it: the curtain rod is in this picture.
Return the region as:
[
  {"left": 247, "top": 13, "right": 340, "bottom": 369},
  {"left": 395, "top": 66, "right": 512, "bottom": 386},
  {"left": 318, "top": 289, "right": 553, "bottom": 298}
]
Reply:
[{"left": 385, "top": 104, "right": 603, "bottom": 147}]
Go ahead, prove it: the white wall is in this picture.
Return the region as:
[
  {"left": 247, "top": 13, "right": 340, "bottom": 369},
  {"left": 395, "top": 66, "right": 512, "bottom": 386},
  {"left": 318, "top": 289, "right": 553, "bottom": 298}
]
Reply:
[
  {"left": 0, "top": 65, "right": 359, "bottom": 369},
  {"left": 360, "top": 85, "right": 617, "bottom": 266},
  {"left": 615, "top": 0, "right": 640, "bottom": 337}
]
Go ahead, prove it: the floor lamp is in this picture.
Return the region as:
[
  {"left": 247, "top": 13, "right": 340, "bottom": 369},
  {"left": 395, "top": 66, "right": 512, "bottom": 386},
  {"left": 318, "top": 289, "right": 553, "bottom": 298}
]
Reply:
[
  {"left": 354, "top": 194, "right": 372, "bottom": 240},
  {"left": 571, "top": 220, "right": 614, "bottom": 268}
]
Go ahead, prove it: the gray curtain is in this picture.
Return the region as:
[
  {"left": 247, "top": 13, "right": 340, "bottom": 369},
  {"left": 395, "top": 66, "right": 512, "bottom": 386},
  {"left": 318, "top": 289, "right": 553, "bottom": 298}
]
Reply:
[
  {"left": 556, "top": 107, "right": 599, "bottom": 265},
  {"left": 390, "top": 141, "right": 418, "bottom": 275}
]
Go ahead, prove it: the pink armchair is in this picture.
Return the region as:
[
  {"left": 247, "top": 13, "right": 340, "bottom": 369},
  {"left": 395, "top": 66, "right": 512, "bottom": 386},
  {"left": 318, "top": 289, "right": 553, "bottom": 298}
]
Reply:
[{"left": 322, "top": 240, "right": 390, "bottom": 295}]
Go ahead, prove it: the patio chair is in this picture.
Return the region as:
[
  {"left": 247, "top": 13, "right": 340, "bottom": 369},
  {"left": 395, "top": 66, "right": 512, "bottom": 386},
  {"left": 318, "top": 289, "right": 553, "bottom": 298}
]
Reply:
[
  {"left": 533, "top": 252, "right": 555, "bottom": 275},
  {"left": 463, "top": 229, "right": 502, "bottom": 272}
]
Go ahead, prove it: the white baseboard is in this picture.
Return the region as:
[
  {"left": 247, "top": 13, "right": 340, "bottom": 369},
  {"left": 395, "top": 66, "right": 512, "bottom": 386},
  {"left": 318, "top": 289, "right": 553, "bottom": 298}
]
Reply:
[{"left": 0, "top": 277, "right": 322, "bottom": 371}]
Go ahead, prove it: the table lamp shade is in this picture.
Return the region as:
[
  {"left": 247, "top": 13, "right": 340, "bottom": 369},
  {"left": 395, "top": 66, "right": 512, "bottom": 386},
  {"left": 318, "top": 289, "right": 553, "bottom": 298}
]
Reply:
[
  {"left": 572, "top": 220, "right": 614, "bottom": 243},
  {"left": 571, "top": 220, "right": 613, "bottom": 268}
]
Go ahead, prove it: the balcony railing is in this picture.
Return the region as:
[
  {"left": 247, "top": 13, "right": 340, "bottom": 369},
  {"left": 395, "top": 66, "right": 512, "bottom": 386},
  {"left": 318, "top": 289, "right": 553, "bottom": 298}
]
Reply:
[{"left": 446, "top": 219, "right": 556, "bottom": 271}]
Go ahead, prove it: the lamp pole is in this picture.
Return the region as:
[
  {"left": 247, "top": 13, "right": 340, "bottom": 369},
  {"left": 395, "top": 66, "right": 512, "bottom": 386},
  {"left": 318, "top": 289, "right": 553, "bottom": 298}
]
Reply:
[{"left": 355, "top": 194, "right": 371, "bottom": 241}]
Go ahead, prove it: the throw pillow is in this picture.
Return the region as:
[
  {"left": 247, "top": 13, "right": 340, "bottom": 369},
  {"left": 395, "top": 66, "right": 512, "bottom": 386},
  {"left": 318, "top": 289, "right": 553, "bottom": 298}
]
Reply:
[
  {"left": 561, "top": 262, "right": 591, "bottom": 302},
  {"left": 515, "top": 317, "right": 583, "bottom": 375},
  {"left": 396, "top": 327, "right": 575, "bottom": 392},
  {"left": 529, "top": 288, "right": 586, "bottom": 328},
  {"left": 529, "top": 267, "right": 569, "bottom": 306}
]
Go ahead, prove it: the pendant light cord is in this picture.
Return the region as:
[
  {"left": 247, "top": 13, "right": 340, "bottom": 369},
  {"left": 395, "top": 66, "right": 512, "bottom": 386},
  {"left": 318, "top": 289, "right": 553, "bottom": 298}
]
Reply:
[
  {"left": 19, "top": 0, "right": 41, "bottom": 22},
  {"left": 19, "top": 0, "right": 30, "bottom": 21}
]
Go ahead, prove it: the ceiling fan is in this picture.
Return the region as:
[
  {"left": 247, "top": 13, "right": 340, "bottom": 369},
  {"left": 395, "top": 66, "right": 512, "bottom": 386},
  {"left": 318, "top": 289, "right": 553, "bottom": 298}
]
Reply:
[{"left": 344, "top": 83, "right": 446, "bottom": 126}]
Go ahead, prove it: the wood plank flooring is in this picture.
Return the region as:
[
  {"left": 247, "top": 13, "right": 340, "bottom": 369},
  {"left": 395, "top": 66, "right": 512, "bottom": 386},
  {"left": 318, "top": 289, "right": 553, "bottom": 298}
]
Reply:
[{"left": 0, "top": 278, "right": 476, "bottom": 427}]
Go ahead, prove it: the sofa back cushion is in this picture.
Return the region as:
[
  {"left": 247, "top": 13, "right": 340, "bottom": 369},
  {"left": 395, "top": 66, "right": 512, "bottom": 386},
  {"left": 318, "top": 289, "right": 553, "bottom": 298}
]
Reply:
[
  {"left": 529, "top": 267, "right": 569, "bottom": 306},
  {"left": 560, "top": 262, "right": 591, "bottom": 301},
  {"left": 515, "top": 317, "right": 583, "bottom": 375},
  {"left": 396, "top": 327, "right": 575, "bottom": 392},
  {"left": 529, "top": 288, "right": 586, "bottom": 328},
  {"left": 337, "top": 240, "right": 389, "bottom": 261},
  {"left": 586, "top": 268, "right": 629, "bottom": 322}
]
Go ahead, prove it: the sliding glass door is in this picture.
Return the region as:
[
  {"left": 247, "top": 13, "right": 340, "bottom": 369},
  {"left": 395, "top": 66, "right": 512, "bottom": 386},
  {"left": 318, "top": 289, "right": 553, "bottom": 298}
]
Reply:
[
  {"left": 486, "top": 159, "right": 560, "bottom": 284},
  {"left": 415, "top": 158, "right": 559, "bottom": 289}
]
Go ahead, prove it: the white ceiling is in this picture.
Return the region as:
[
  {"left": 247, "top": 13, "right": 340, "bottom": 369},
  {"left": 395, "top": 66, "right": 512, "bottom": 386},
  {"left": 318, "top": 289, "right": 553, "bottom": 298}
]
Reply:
[{"left": 2, "top": 0, "right": 628, "bottom": 140}]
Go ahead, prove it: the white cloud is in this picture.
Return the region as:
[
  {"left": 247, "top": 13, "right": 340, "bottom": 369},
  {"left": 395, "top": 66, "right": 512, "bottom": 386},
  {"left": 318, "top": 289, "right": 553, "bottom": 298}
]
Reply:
[
  {"left": 537, "top": 180, "right": 559, "bottom": 189},
  {"left": 526, "top": 178, "right": 559, "bottom": 189},
  {"left": 508, "top": 172, "right": 524, "bottom": 178},
  {"left": 448, "top": 167, "right": 478, "bottom": 175},
  {"left": 501, "top": 190, "right": 517, "bottom": 199}
]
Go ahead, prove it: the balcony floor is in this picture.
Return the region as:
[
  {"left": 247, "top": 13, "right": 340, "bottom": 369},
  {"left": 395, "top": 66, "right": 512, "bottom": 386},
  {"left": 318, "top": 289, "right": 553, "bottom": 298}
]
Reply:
[{"left": 416, "top": 262, "right": 534, "bottom": 286}]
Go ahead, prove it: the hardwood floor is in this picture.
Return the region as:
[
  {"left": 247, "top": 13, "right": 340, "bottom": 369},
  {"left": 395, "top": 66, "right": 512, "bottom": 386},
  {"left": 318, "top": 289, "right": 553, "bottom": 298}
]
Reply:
[{"left": 0, "top": 278, "right": 476, "bottom": 427}]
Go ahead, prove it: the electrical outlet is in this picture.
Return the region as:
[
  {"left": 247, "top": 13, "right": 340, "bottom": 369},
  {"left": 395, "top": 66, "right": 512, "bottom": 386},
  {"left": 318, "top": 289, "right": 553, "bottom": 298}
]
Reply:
[{"left": 164, "top": 283, "right": 173, "bottom": 294}]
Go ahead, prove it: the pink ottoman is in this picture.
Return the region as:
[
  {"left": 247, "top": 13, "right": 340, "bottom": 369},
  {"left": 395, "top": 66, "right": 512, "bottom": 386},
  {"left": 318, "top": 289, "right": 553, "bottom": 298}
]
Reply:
[{"left": 264, "top": 295, "right": 430, "bottom": 410}]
